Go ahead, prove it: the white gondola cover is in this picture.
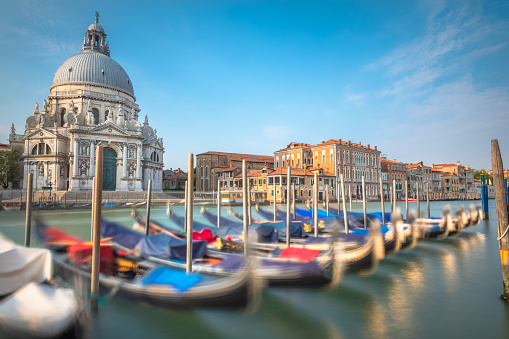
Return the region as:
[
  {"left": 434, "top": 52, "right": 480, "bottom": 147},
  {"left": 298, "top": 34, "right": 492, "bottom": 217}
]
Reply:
[
  {"left": 0, "top": 282, "right": 78, "bottom": 337},
  {"left": 0, "top": 233, "right": 52, "bottom": 296}
]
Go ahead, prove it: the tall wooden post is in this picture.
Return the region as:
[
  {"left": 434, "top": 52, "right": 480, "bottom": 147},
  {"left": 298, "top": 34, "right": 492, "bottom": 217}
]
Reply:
[
  {"left": 380, "top": 177, "right": 385, "bottom": 225},
  {"left": 273, "top": 184, "right": 277, "bottom": 222},
  {"left": 242, "top": 160, "right": 249, "bottom": 256},
  {"left": 90, "top": 178, "right": 95, "bottom": 240},
  {"left": 393, "top": 179, "right": 397, "bottom": 212},
  {"left": 286, "top": 166, "right": 291, "bottom": 247},
  {"left": 184, "top": 181, "right": 188, "bottom": 232},
  {"left": 341, "top": 174, "right": 348, "bottom": 234},
  {"left": 417, "top": 183, "right": 420, "bottom": 218},
  {"left": 337, "top": 181, "right": 341, "bottom": 213},
  {"left": 186, "top": 154, "right": 194, "bottom": 273},
  {"left": 326, "top": 186, "right": 329, "bottom": 216},
  {"left": 313, "top": 171, "right": 318, "bottom": 237},
  {"left": 248, "top": 184, "right": 252, "bottom": 225},
  {"left": 426, "top": 182, "right": 430, "bottom": 218},
  {"left": 362, "top": 176, "right": 367, "bottom": 229},
  {"left": 24, "top": 173, "right": 33, "bottom": 247},
  {"left": 405, "top": 179, "right": 408, "bottom": 219},
  {"left": 91, "top": 146, "right": 103, "bottom": 311},
  {"left": 217, "top": 180, "right": 221, "bottom": 227},
  {"left": 292, "top": 183, "right": 296, "bottom": 220},
  {"left": 145, "top": 180, "right": 152, "bottom": 235},
  {"left": 491, "top": 139, "right": 509, "bottom": 300},
  {"left": 348, "top": 185, "right": 352, "bottom": 212}
]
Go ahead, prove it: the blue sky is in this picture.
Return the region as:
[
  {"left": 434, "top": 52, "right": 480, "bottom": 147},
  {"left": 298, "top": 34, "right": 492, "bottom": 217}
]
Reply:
[{"left": 1, "top": 0, "right": 508, "bottom": 171}]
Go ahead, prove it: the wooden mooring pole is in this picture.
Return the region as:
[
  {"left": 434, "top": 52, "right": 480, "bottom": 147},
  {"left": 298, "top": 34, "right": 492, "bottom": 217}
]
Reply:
[
  {"left": 217, "top": 180, "right": 221, "bottom": 228},
  {"left": 362, "top": 176, "right": 367, "bottom": 229},
  {"left": 242, "top": 160, "right": 249, "bottom": 256},
  {"left": 313, "top": 171, "right": 318, "bottom": 237},
  {"left": 426, "top": 181, "right": 430, "bottom": 218},
  {"left": 348, "top": 185, "right": 352, "bottom": 212},
  {"left": 380, "top": 177, "right": 385, "bottom": 225},
  {"left": 417, "top": 183, "right": 420, "bottom": 218},
  {"left": 341, "top": 173, "right": 348, "bottom": 234},
  {"left": 91, "top": 146, "right": 103, "bottom": 311},
  {"left": 286, "top": 166, "right": 291, "bottom": 247},
  {"left": 248, "top": 184, "right": 252, "bottom": 225},
  {"left": 292, "top": 183, "right": 296, "bottom": 220},
  {"left": 186, "top": 154, "right": 194, "bottom": 273},
  {"left": 326, "top": 186, "right": 329, "bottom": 217},
  {"left": 273, "top": 185, "right": 277, "bottom": 222},
  {"left": 24, "top": 173, "right": 33, "bottom": 247},
  {"left": 491, "top": 139, "right": 509, "bottom": 300},
  {"left": 145, "top": 180, "right": 152, "bottom": 235},
  {"left": 405, "top": 179, "right": 408, "bottom": 219}
]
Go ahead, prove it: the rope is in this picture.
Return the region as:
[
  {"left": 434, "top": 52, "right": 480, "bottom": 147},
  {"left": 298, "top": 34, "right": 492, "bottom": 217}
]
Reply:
[{"left": 498, "top": 224, "right": 509, "bottom": 241}]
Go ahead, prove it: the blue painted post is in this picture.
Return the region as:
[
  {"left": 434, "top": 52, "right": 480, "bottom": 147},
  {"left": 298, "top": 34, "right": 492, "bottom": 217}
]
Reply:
[{"left": 481, "top": 170, "right": 489, "bottom": 220}]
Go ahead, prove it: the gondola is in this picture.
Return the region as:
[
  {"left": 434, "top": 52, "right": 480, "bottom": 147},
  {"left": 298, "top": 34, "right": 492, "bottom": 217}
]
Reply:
[
  {"left": 133, "top": 209, "right": 342, "bottom": 287},
  {"left": 165, "top": 207, "right": 381, "bottom": 276},
  {"left": 35, "top": 220, "right": 259, "bottom": 310}
]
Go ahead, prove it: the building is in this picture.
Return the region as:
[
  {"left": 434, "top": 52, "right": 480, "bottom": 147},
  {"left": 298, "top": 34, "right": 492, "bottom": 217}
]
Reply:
[
  {"left": 381, "top": 158, "right": 407, "bottom": 200},
  {"left": 196, "top": 151, "right": 274, "bottom": 192},
  {"left": 162, "top": 168, "right": 187, "bottom": 190},
  {"left": 404, "top": 162, "right": 432, "bottom": 198},
  {"left": 431, "top": 169, "right": 442, "bottom": 199},
  {"left": 274, "top": 139, "right": 381, "bottom": 200},
  {"left": 8, "top": 14, "right": 164, "bottom": 192},
  {"left": 441, "top": 172, "right": 459, "bottom": 199}
]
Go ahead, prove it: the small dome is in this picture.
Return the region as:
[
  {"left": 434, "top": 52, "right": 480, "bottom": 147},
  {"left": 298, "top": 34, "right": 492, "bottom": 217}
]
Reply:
[
  {"left": 52, "top": 52, "right": 134, "bottom": 95},
  {"left": 88, "top": 22, "right": 104, "bottom": 32}
]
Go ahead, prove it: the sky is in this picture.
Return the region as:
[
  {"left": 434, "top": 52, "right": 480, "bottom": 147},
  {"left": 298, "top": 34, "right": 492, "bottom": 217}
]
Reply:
[{"left": 1, "top": 0, "right": 508, "bottom": 171}]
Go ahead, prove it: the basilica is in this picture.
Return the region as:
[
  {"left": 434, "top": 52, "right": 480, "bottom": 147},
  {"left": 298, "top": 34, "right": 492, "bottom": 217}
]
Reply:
[{"left": 9, "top": 13, "right": 164, "bottom": 192}]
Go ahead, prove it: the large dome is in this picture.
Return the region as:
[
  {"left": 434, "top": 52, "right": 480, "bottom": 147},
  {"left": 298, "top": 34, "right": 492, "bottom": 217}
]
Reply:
[{"left": 51, "top": 52, "right": 134, "bottom": 96}]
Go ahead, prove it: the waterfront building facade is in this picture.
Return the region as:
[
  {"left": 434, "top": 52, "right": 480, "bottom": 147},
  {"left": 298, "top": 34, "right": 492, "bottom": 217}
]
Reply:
[
  {"left": 404, "top": 162, "right": 432, "bottom": 198},
  {"left": 8, "top": 15, "right": 164, "bottom": 192},
  {"left": 274, "top": 139, "right": 381, "bottom": 200},
  {"left": 196, "top": 151, "right": 274, "bottom": 192},
  {"left": 162, "top": 168, "right": 187, "bottom": 190},
  {"left": 381, "top": 158, "right": 407, "bottom": 200}
]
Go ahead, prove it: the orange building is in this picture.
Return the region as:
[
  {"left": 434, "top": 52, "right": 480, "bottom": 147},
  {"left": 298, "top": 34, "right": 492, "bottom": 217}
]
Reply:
[{"left": 274, "top": 139, "right": 381, "bottom": 200}]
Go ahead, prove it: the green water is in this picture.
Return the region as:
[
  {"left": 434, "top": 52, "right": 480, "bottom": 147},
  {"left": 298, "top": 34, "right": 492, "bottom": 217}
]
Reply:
[{"left": 1, "top": 200, "right": 508, "bottom": 338}]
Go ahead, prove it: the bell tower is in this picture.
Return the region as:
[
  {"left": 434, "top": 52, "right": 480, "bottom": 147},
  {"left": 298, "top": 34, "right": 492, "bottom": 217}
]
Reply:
[{"left": 81, "top": 12, "right": 110, "bottom": 56}]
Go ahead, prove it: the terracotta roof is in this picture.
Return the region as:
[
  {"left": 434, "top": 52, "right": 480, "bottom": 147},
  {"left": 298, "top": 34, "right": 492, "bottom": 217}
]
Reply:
[
  {"left": 212, "top": 164, "right": 228, "bottom": 169},
  {"left": 216, "top": 167, "right": 238, "bottom": 173},
  {"left": 165, "top": 172, "right": 188, "bottom": 180},
  {"left": 381, "top": 158, "right": 406, "bottom": 165},
  {"left": 197, "top": 151, "right": 274, "bottom": 164},
  {"left": 267, "top": 167, "right": 335, "bottom": 177},
  {"left": 274, "top": 142, "right": 312, "bottom": 153},
  {"left": 0, "top": 143, "right": 10, "bottom": 151},
  {"left": 312, "top": 139, "right": 378, "bottom": 151}
]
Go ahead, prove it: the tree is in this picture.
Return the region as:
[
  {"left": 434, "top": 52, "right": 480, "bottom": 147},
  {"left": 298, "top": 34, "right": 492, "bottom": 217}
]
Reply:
[
  {"left": 0, "top": 149, "right": 20, "bottom": 189},
  {"left": 473, "top": 169, "right": 493, "bottom": 184}
]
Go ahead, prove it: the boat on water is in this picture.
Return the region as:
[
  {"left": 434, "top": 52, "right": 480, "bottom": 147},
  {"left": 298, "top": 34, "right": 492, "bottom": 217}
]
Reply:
[
  {"left": 168, "top": 206, "right": 381, "bottom": 277},
  {"left": 1, "top": 202, "right": 21, "bottom": 211},
  {"left": 0, "top": 232, "right": 84, "bottom": 338},
  {"left": 134, "top": 209, "right": 342, "bottom": 287},
  {"left": 35, "top": 220, "right": 259, "bottom": 310}
]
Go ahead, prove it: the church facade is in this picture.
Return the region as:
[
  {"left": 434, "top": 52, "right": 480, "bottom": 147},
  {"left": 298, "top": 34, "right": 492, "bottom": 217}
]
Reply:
[{"left": 9, "top": 13, "right": 164, "bottom": 192}]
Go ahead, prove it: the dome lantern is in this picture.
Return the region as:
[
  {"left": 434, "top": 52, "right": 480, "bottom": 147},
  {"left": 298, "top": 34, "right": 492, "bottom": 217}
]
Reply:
[{"left": 82, "top": 12, "right": 109, "bottom": 56}]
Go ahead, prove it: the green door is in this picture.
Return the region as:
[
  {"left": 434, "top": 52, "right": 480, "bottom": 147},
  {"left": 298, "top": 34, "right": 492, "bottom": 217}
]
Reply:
[{"left": 103, "top": 148, "right": 117, "bottom": 191}]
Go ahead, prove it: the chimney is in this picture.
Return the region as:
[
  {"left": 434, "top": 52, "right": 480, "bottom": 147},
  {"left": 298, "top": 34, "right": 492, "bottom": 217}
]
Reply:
[
  {"left": 367, "top": 144, "right": 370, "bottom": 149},
  {"left": 456, "top": 161, "right": 460, "bottom": 165},
  {"left": 348, "top": 140, "right": 351, "bottom": 145},
  {"left": 374, "top": 146, "right": 377, "bottom": 150}
]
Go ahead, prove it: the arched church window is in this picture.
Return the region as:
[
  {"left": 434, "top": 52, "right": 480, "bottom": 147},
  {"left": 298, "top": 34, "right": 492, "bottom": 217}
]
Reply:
[
  {"left": 33, "top": 143, "right": 51, "bottom": 155},
  {"left": 60, "top": 108, "right": 66, "bottom": 126},
  {"left": 92, "top": 108, "right": 99, "bottom": 124}
]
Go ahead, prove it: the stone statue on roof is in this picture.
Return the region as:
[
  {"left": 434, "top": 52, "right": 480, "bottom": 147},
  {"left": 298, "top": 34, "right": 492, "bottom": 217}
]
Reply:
[{"left": 34, "top": 102, "right": 39, "bottom": 114}]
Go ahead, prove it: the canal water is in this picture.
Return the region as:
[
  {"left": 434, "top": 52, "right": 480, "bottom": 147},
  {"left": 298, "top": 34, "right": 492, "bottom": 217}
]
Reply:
[{"left": 1, "top": 200, "right": 508, "bottom": 338}]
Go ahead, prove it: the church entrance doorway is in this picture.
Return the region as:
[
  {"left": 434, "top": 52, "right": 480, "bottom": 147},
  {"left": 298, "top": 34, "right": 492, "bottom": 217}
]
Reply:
[{"left": 103, "top": 148, "right": 117, "bottom": 191}]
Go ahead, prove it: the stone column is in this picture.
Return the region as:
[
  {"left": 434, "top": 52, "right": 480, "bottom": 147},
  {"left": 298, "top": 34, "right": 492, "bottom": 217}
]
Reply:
[
  {"left": 23, "top": 160, "right": 28, "bottom": 192},
  {"left": 73, "top": 138, "right": 79, "bottom": 177},
  {"left": 136, "top": 144, "right": 141, "bottom": 178},
  {"left": 90, "top": 142, "right": 95, "bottom": 176},
  {"left": 123, "top": 143, "right": 127, "bottom": 178}
]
